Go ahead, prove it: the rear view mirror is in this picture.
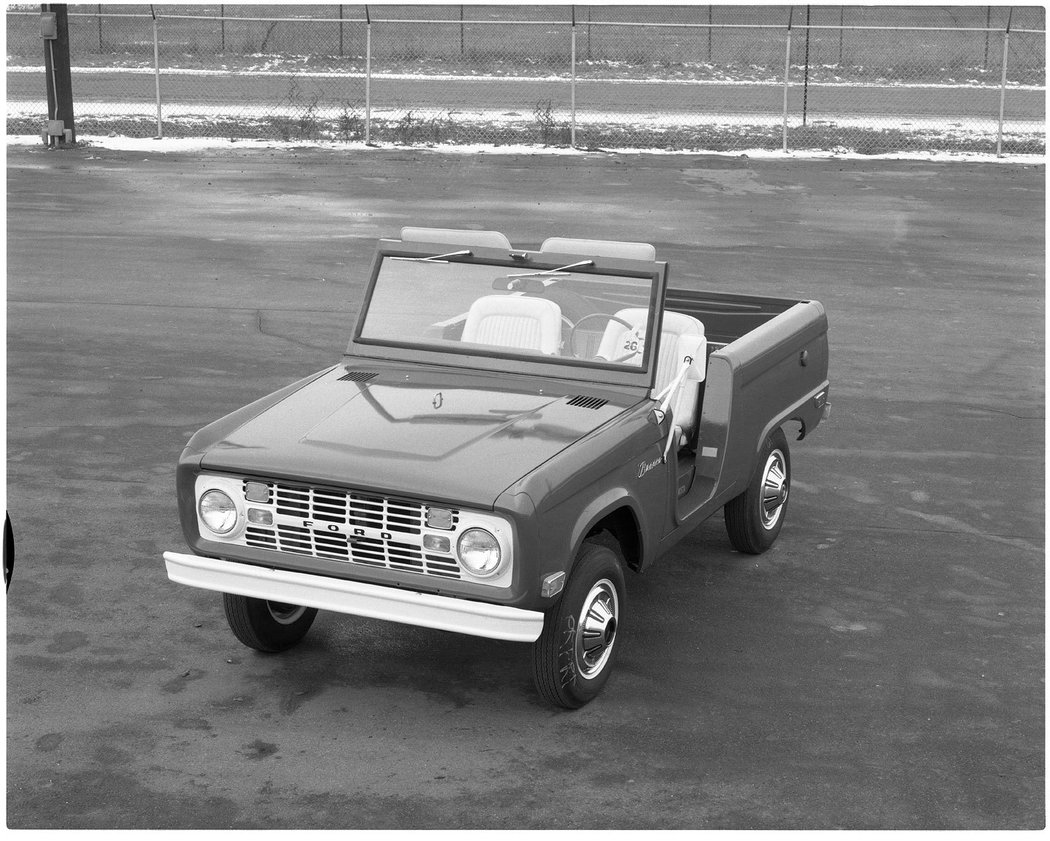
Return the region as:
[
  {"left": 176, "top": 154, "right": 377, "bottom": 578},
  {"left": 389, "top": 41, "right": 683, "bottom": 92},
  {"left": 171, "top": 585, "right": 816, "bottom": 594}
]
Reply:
[{"left": 492, "top": 276, "right": 547, "bottom": 293}]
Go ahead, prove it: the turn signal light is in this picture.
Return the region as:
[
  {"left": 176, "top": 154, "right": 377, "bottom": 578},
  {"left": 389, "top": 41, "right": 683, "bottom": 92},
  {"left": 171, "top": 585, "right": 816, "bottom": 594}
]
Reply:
[
  {"left": 247, "top": 508, "right": 273, "bottom": 526},
  {"left": 426, "top": 508, "right": 454, "bottom": 530},
  {"left": 423, "top": 534, "right": 452, "bottom": 553}
]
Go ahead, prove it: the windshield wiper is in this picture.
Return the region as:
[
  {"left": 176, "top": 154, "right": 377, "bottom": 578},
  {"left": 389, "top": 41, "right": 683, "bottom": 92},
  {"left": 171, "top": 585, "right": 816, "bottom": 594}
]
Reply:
[
  {"left": 390, "top": 249, "right": 473, "bottom": 263},
  {"left": 505, "top": 259, "right": 594, "bottom": 278}
]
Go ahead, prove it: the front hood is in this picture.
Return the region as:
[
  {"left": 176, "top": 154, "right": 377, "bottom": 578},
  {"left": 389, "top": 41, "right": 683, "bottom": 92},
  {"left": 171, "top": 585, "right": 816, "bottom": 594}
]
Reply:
[{"left": 200, "top": 364, "right": 635, "bottom": 507}]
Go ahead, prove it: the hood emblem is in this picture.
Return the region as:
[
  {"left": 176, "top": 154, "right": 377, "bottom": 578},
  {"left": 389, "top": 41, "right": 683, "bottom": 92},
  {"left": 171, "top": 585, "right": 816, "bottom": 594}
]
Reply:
[{"left": 432, "top": 392, "right": 444, "bottom": 410}]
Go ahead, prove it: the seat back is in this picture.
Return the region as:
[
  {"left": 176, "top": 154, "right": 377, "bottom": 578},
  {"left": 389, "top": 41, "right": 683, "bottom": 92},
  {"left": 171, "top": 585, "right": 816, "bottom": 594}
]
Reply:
[
  {"left": 461, "top": 295, "right": 563, "bottom": 355},
  {"left": 598, "top": 308, "right": 706, "bottom": 440},
  {"left": 401, "top": 227, "right": 512, "bottom": 250},
  {"left": 539, "top": 237, "right": 656, "bottom": 261},
  {"left": 597, "top": 309, "right": 704, "bottom": 387},
  {"left": 668, "top": 333, "right": 706, "bottom": 440}
]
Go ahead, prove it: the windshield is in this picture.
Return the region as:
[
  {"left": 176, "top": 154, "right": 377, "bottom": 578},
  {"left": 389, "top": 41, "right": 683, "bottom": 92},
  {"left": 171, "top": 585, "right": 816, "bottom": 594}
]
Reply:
[{"left": 359, "top": 257, "right": 657, "bottom": 370}]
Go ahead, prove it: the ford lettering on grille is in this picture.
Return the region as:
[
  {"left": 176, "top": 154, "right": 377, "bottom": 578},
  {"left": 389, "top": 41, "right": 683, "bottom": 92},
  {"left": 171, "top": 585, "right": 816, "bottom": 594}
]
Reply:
[{"left": 238, "top": 478, "right": 463, "bottom": 579}]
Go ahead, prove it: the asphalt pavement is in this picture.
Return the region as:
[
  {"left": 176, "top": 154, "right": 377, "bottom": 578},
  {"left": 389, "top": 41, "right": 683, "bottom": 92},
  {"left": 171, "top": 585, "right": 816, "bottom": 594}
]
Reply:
[{"left": 5, "top": 141, "right": 1044, "bottom": 829}]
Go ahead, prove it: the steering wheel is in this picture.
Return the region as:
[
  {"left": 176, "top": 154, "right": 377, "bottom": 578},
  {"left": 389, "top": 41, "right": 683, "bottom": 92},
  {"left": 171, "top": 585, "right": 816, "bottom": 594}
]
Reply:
[{"left": 568, "top": 313, "right": 645, "bottom": 362}]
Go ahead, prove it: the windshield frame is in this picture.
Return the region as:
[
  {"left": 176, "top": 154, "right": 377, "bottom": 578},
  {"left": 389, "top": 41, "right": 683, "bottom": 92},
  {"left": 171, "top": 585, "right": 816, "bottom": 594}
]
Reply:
[{"left": 347, "top": 238, "right": 669, "bottom": 388}]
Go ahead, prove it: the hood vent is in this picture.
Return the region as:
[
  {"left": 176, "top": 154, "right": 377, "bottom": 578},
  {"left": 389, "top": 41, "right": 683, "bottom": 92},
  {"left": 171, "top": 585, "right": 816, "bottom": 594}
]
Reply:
[
  {"left": 338, "top": 370, "right": 378, "bottom": 383},
  {"left": 566, "top": 395, "right": 608, "bottom": 410}
]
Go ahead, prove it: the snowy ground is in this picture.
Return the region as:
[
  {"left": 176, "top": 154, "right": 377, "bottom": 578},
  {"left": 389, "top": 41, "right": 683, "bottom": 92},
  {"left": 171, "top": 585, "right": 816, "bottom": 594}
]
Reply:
[
  {"left": 7, "top": 132, "right": 1043, "bottom": 165},
  {"left": 7, "top": 62, "right": 1043, "bottom": 155},
  {"left": 6, "top": 98, "right": 1042, "bottom": 132}
]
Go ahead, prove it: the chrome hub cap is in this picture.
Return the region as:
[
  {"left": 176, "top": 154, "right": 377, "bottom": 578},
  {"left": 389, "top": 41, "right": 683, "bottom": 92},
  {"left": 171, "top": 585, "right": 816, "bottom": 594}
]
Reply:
[
  {"left": 266, "top": 601, "right": 308, "bottom": 625},
  {"left": 760, "top": 449, "right": 789, "bottom": 530},
  {"left": 575, "top": 579, "right": 619, "bottom": 679}
]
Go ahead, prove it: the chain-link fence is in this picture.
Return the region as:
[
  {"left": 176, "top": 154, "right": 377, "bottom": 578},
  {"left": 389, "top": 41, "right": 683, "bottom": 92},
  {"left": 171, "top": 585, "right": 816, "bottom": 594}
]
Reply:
[{"left": 7, "top": 5, "right": 1046, "bottom": 155}]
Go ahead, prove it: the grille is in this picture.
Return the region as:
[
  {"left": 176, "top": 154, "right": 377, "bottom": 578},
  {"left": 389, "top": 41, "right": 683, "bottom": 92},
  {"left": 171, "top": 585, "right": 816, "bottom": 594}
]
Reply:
[
  {"left": 239, "top": 479, "right": 463, "bottom": 579},
  {"left": 566, "top": 394, "right": 609, "bottom": 410}
]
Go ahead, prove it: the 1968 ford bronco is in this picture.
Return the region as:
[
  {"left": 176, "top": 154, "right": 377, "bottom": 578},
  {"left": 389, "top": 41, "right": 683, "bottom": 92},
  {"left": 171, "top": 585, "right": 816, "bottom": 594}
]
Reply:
[{"left": 164, "top": 228, "right": 830, "bottom": 708}]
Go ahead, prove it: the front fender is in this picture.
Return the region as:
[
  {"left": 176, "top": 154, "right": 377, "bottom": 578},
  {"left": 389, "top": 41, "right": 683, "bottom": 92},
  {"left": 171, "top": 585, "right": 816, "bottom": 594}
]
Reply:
[{"left": 568, "top": 488, "right": 646, "bottom": 572}]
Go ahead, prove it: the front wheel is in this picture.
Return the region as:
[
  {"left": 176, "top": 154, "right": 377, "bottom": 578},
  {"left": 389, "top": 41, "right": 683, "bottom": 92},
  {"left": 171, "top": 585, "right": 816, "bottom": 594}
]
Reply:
[
  {"left": 724, "top": 427, "right": 791, "bottom": 555},
  {"left": 532, "top": 541, "right": 625, "bottom": 709},
  {"left": 222, "top": 593, "right": 318, "bottom": 652}
]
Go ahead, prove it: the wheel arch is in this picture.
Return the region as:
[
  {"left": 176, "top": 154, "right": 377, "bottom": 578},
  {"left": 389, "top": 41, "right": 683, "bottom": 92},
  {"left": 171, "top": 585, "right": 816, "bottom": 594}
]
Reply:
[
  {"left": 759, "top": 381, "right": 829, "bottom": 448},
  {"left": 571, "top": 494, "right": 645, "bottom": 574}
]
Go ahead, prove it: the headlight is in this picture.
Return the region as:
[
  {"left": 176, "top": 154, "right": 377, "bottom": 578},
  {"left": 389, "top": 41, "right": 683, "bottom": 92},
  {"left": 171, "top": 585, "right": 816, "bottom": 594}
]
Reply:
[
  {"left": 457, "top": 528, "right": 502, "bottom": 577},
  {"left": 199, "top": 490, "right": 238, "bottom": 535}
]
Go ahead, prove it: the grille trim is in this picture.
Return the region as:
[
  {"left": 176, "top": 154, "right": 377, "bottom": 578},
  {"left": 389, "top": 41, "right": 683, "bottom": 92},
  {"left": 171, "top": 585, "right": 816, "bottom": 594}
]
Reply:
[{"left": 238, "top": 479, "right": 464, "bottom": 580}]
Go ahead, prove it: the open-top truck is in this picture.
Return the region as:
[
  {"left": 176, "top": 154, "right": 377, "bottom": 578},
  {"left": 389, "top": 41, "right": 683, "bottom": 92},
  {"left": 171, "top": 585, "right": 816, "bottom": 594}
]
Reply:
[{"left": 164, "top": 228, "right": 830, "bottom": 708}]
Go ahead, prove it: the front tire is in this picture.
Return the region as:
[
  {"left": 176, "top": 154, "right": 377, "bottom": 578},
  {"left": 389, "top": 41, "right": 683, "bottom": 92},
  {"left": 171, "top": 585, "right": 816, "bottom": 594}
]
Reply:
[
  {"left": 222, "top": 594, "right": 318, "bottom": 652},
  {"left": 532, "top": 541, "right": 625, "bottom": 709},
  {"left": 724, "top": 427, "right": 791, "bottom": 555}
]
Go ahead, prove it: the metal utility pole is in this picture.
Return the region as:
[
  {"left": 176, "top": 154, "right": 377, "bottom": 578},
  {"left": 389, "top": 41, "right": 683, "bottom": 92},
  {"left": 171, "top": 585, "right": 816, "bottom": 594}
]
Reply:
[{"left": 41, "top": 3, "right": 75, "bottom": 145}]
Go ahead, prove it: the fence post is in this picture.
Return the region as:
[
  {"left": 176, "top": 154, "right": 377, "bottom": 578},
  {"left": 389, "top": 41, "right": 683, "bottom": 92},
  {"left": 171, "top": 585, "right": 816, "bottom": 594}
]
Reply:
[
  {"left": 983, "top": 6, "right": 991, "bottom": 70},
  {"left": 838, "top": 6, "right": 843, "bottom": 66},
  {"left": 802, "top": 5, "right": 810, "bottom": 126},
  {"left": 586, "top": 7, "right": 591, "bottom": 63},
  {"left": 570, "top": 6, "right": 577, "bottom": 148},
  {"left": 339, "top": 4, "right": 344, "bottom": 57},
  {"left": 151, "top": 5, "right": 163, "bottom": 139},
  {"left": 782, "top": 8, "right": 793, "bottom": 152},
  {"left": 996, "top": 10, "right": 1012, "bottom": 157},
  {"left": 97, "top": 3, "right": 103, "bottom": 52},
  {"left": 220, "top": 4, "right": 225, "bottom": 52},
  {"left": 707, "top": 5, "right": 713, "bottom": 62},
  {"left": 365, "top": 5, "right": 372, "bottom": 144}
]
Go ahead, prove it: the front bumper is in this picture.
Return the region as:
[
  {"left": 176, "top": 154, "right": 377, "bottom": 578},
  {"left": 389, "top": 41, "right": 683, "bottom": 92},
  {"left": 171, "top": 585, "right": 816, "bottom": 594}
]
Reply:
[{"left": 164, "top": 551, "right": 544, "bottom": 643}]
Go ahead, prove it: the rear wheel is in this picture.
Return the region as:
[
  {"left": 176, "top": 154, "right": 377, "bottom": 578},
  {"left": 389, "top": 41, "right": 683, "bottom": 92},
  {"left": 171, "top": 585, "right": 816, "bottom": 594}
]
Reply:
[
  {"left": 222, "top": 594, "right": 318, "bottom": 652},
  {"left": 724, "top": 428, "right": 791, "bottom": 555},
  {"left": 532, "top": 541, "right": 625, "bottom": 709}
]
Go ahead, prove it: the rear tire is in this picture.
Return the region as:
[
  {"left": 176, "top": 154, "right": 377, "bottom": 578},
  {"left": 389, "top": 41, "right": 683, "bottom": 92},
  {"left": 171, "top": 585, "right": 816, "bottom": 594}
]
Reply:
[
  {"left": 724, "top": 428, "right": 791, "bottom": 555},
  {"left": 222, "top": 594, "right": 317, "bottom": 652},
  {"left": 532, "top": 541, "right": 625, "bottom": 709}
]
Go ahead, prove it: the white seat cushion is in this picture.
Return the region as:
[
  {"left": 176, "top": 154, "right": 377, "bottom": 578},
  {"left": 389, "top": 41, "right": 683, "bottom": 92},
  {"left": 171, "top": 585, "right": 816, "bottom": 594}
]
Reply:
[
  {"left": 461, "top": 295, "right": 563, "bottom": 355},
  {"left": 598, "top": 309, "right": 705, "bottom": 390},
  {"left": 598, "top": 308, "right": 706, "bottom": 442}
]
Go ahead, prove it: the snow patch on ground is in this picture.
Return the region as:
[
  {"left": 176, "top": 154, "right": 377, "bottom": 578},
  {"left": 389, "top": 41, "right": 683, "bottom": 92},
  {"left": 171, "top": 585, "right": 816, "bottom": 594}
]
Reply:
[
  {"left": 7, "top": 101, "right": 1043, "bottom": 139},
  {"left": 7, "top": 133, "right": 1043, "bottom": 164}
]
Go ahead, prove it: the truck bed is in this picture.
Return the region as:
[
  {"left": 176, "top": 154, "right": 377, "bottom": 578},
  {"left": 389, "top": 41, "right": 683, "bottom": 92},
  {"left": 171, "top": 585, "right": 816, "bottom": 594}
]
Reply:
[
  {"left": 665, "top": 287, "right": 802, "bottom": 347},
  {"left": 663, "top": 286, "right": 829, "bottom": 536}
]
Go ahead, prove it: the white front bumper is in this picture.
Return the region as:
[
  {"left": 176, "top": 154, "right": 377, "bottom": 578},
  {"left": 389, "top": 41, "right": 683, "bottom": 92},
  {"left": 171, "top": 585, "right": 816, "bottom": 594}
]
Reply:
[{"left": 163, "top": 551, "right": 544, "bottom": 643}]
